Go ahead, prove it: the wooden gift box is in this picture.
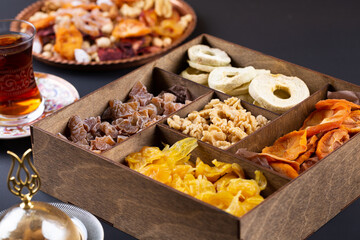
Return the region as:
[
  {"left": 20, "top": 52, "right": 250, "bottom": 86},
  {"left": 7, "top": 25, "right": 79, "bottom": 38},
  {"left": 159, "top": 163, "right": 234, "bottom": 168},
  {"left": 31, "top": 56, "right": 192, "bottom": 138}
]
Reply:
[{"left": 31, "top": 34, "right": 360, "bottom": 240}]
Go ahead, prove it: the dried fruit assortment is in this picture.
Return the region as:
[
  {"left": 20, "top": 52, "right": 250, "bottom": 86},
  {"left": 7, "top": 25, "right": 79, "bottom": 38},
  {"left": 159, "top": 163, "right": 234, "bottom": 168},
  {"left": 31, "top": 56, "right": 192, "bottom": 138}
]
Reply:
[
  {"left": 26, "top": 0, "right": 193, "bottom": 63},
  {"left": 180, "top": 44, "right": 310, "bottom": 113},
  {"left": 167, "top": 97, "right": 269, "bottom": 149},
  {"left": 61, "top": 81, "right": 191, "bottom": 152},
  {"left": 125, "top": 138, "right": 267, "bottom": 217},
  {"left": 236, "top": 99, "right": 360, "bottom": 179}
]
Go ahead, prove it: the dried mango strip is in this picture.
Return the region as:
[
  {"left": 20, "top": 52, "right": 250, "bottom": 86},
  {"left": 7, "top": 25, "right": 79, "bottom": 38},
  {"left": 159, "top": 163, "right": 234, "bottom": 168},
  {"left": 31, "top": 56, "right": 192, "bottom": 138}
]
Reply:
[
  {"left": 316, "top": 128, "right": 350, "bottom": 160},
  {"left": 126, "top": 146, "right": 164, "bottom": 170},
  {"left": 340, "top": 110, "right": 360, "bottom": 133},
  {"left": 163, "top": 137, "right": 198, "bottom": 167},
  {"left": 125, "top": 137, "right": 266, "bottom": 217}
]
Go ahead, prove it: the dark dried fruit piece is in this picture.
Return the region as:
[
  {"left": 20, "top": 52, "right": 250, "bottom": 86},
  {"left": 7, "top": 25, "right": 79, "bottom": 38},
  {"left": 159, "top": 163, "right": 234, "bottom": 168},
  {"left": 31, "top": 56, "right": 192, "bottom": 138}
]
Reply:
[
  {"left": 112, "top": 101, "right": 140, "bottom": 119},
  {"left": 113, "top": 118, "right": 140, "bottom": 135},
  {"left": 83, "top": 116, "right": 101, "bottom": 131},
  {"left": 163, "top": 101, "right": 183, "bottom": 115},
  {"left": 68, "top": 115, "right": 87, "bottom": 142},
  {"left": 90, "top": 135, "right": 116, "bottom": 151},
  {"left": 99, "top": 122, "right": 118, "bottom": 139},
  {"left": 97, "top": 47, "right": 123, "bottom": 61},
  {"left": 167, "top": 85, "right": 191, "bottom": 103},
  {"left": 117, "top": 135, "right": 128, "bottom": 143}
]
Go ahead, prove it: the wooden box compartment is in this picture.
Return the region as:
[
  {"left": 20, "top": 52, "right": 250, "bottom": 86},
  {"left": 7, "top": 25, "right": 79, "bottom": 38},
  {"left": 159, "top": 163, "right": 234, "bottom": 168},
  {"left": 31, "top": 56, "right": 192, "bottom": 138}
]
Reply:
[{"left": 31, "top": 34, "right": 360, "bottom": 240}]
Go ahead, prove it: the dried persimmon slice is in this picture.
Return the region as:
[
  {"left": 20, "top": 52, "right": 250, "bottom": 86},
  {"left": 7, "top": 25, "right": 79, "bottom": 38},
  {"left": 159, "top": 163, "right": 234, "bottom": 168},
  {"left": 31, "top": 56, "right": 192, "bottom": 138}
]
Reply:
[
  {"left": 316, "top": 128, "right": 350, "bottom": 160},
  {"left": 315, "top": 99, "right": 360, "bottom": 111},
  {"left": 261, "top": 130, "right": 308, "bottom": 161},
  {"left": 270, "top": 162, "right": 299, "bottom": 179},
  {"left": 340, "top": 110, "right": 360, "bottom": 133},
  {"left": 295, "top": 135, "right": 318, "bottom": 165},
  {"left": 300, "top": 104, "right": 351, "bottom": 137}
]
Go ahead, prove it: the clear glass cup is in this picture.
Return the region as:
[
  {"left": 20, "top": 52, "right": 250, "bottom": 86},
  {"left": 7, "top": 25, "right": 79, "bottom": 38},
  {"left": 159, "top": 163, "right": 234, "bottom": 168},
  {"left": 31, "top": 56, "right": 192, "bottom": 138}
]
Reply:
[{"left": 0, "top": 19, "right": 44, "bottom": 126}]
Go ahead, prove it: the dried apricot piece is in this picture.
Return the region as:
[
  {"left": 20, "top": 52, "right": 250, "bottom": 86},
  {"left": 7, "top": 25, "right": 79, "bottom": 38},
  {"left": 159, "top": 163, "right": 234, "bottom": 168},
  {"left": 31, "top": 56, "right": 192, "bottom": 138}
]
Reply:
[
  {"left": 140, "top": 9, "right": 158, "bottom": 27},
  {"left": 195, "top": 191, "right": 234, "bottom": 209},
  {"left": 30, "top": 15, "right": 55, "bottom": 30},
  {"left": 184, "top": 174, "right": 216, "bottom": 197},
  {"left": 340, "top": 110, "right": 360, "bottom": 133},
  {"left": 316, "top": 128, "right": 350, "bottom": 160},
  {"left": 112, "top": 19, "right": 151, "bottom": 39},
  {"left": 54, "top": 25, "right": 83, "bottom": 60},
  {"left": 172, "top": 164, "right": 194, "bottom": 179},
  {"left": 214, "top": 173, "right": 238, "bottom": 192},
  {"left": 225, "top": 178, "right": 261, "bottom": 199},
  {"left": 139, "top": 164, "right": 172, "bottom": 185},
  {"left": 153, "top": 19, "right": 185, "bottom": 38},
  {"left": 225, "top": 191, "right": 264, "bottom": 217}
]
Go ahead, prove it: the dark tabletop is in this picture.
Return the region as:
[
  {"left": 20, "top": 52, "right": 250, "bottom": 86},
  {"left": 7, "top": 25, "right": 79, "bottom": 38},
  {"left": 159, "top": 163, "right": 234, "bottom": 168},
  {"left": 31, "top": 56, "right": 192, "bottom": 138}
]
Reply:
[{"left": 1, "top": 0, "right": 359, "bottom": 239}]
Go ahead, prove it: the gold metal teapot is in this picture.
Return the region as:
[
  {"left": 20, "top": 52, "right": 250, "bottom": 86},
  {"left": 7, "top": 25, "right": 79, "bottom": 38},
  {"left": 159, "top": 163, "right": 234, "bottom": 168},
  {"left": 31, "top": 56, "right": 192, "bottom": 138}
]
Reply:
[{"left": 0, "top": 149, "right": 82, "bottom": 240}]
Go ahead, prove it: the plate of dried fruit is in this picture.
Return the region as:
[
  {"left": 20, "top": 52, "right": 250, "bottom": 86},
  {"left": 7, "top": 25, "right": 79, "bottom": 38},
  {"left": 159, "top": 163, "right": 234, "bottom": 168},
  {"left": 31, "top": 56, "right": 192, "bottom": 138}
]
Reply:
[{"left": 15, "top": 0, "right": 196, "bottom": 70}]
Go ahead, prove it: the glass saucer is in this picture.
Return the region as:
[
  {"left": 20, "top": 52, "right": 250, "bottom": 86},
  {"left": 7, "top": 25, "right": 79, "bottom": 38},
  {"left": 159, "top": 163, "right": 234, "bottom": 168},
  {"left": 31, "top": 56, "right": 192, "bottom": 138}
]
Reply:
[{"left": 0, "top": 72, "right": 79, "bottom": 139}]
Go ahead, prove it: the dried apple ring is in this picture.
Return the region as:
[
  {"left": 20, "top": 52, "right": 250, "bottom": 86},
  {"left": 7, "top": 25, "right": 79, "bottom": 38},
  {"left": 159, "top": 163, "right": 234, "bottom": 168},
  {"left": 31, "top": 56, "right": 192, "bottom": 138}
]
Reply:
[
  {"left": 180, "top": 67, "right": 209, "bottom": 85},
  {"left": 208, "top": 66, "right": 257, "bottom": 95},
  {"left": 187, "top": 60, "right": 229, "bottom": 73},
  {"left": 248, "top": 74, "right": 310, "bottom": 113},
  {"left": 188, "top": 44, "right": 231, "bottom": 66}
]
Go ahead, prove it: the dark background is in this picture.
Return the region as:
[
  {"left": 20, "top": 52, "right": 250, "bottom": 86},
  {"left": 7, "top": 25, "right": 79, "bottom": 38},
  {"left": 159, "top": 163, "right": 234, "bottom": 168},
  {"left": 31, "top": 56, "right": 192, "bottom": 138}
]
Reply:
[{"left": 1, "top": 0, "right": 359, "bottom": 239}]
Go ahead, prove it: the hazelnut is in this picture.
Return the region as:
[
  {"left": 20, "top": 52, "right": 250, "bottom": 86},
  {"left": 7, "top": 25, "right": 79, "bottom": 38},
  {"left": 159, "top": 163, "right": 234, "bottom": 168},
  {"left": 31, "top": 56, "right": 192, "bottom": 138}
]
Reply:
[{"left": 96, "top": 37, "right": 111, "bottom": 48}]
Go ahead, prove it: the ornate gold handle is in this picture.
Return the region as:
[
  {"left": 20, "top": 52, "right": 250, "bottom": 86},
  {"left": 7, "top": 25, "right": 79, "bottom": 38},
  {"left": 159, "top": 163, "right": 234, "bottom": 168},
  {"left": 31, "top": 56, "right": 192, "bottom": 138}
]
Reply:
[{"left": 7, "top": 149, "right": 41, "bottom": 209}]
